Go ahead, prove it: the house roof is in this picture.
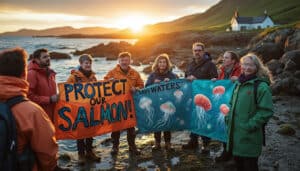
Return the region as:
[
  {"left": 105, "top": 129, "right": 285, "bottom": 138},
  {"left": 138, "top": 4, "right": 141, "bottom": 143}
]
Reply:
[{"left": 235, "top": 16, "right": 268, "bottom": 24}]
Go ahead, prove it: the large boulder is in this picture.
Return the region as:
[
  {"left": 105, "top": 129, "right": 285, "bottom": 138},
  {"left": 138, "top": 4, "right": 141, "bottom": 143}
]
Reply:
[
  {"left": 284, "top": 29, "right": 300, "bottom": 52},
  {"left": 266, "top": 59, "right": 283, "bottom": 76},
  {"left": 250, "top": 42, "right": 284, "bottom": 63},
  {"left": 280, "top": 50, "right": 300, "bottom": 71},
  {"left": 49, "top": 52, "right": 71, "bottom": 59},
  {"left": 73, "top": 41, "right": 133, "bottom": 59}
]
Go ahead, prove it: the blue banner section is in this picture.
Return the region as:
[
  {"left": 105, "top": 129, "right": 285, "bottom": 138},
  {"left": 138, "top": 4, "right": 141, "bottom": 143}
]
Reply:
[
  {"left": 133, "top": 79, "right": 235, "bottom": 142},
  {"left": 134, "top": 79, "right": 192, "bottom": 133},
  {"left": 191, "top": 80, "right": 235, "bottom": 142}
]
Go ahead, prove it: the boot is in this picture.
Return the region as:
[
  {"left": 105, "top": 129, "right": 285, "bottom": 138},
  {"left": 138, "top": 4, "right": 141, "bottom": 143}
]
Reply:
[
  {"left": 111, "top": 145, "right": 119, "bottom": 155},
  {"left": 201, "top": 142, "right": 210, "bottom": 154},
  {"left": 165, "top": 142, "right": 174, "bottom": 152},
  {"left": 182, "top": 140, "right": 199, "bottom": 150},
  {"left": 129, "top": 145, "right": 141, "bottom": 155},
  {"left": 78, "top": 152, "right": 86, "bottom": 165},
  {"left": 215, "top": 150, "right": 232, "bottom": 162},
  {"left": 86, "top": 151, "right": 101, "bottom": 162},
  {"left": 152, "top": 141, "right": 161, "bottom": 151}
]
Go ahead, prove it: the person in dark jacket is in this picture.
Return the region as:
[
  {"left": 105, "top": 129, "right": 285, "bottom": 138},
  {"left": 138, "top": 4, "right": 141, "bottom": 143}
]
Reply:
[
  {"left": 145, "top": 53, "right": 178, "bottom": 151},
  {"left": 182, "top": 42, "right": 218, "bottom": 152},
  {"left": 226, "top": 53, "right": 273, "bottom": 171},
  {"left": 67, "top": 54, "right": 100, "bottom": 164}
]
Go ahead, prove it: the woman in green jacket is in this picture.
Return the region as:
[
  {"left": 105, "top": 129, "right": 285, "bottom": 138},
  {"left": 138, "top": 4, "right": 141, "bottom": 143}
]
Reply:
[{"left": 226, "top": 53, "right": 273, "bottom": 171}]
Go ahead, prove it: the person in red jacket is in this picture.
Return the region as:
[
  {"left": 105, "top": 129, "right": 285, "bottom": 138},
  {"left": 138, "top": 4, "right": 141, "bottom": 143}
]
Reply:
[
  {"left": 217, "top": 51, "right": 241, "bottom": 81},
  {"left": 67, "top": 54, "right": 100, "bottom": 164},
  {"left": 27, "top": 48, "right": 58, "bottom": 122},
  {"left": 212, "top": 51, "right": 241, "bottom": 162},
  {"left": 0, "top": 47, "right": 68, "bottom": 171}
]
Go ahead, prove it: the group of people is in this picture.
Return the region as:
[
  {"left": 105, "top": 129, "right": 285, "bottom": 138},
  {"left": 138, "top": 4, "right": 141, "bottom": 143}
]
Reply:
[{"left": 0, "top": 41, "right": 273, "bottom": 171}]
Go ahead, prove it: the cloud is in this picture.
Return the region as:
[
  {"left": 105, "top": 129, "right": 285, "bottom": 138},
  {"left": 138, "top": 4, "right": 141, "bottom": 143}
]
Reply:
[
  {"left": 0, "top": 0, "right": 219, "bottom": 17},
  {"left": 0, "top": 0, "right": 220, "bottom": 32}
]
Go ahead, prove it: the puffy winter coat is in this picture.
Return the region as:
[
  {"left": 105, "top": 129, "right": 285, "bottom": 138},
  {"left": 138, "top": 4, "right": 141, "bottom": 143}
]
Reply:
[
  {"left": 226, "top": 77, "right": 273, "bottom": 157},
  {"left": 218, "top": 62, "right": 241, "bottom": 80},
  {"left": 67, "top": 69, "right": 97, "bottom": 83},
  {"left": 185, "top": 53, "right": 218, "bottom": 79},
  {"left": 0, "top": 76, "right": 58, "bottom": 171},
  {"left": 27, "top": 60, "right": 57, "bottom": 121},
  {"left": 104, "top": 64, "right": 144, "bottom": 92}
]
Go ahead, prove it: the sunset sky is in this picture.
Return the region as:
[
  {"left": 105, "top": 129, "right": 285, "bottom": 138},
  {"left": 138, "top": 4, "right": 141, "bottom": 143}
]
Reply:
[{"left": 0, "top": 0, "right": 219, "bottom": 33}]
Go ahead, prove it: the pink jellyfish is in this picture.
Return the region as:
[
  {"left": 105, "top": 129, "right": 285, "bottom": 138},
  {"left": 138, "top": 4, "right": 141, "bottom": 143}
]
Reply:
[
  {"left": 220, "top": 104, "right": 230, "bottom": 116},
  {"left": 217, "top": 104, "right": 230, "bottom": 130},
  {"left": 194, "top": 94, "right": 212, "bottom": 123},
  {"left": 139, "top": 97, "right": 154, "bottom": 125},
  {"left": 194, "top": 94, "right": 212, "bottom": 111},
  {"left": 160, "top": 101, "right": 176, "bottom": 121},
  {"left": 174, "top": 90, "right": 183, "bottom": 103},
  {"left": 212, "top": 86, "right": 225, "bottom": 101}
]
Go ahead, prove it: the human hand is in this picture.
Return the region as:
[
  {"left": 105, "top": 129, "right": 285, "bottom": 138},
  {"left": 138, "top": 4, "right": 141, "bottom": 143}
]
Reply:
[
  {"left": 187, "top": 75, "right": 196, "bottom": 81},
  {"left": 164, "top": 78, "right": 170, "bottom": 82},
  {"left": 154, "top": 79, "right": 161, "bottom": 83},
  {"left": 211, "top": 78, "right": 217, "bottom": 82},
  {"left": 230, "top": 76, "right": 238, "bottom": 82},
  {"left": 50, "top": 94, "right": 59, "bottom": 103}
]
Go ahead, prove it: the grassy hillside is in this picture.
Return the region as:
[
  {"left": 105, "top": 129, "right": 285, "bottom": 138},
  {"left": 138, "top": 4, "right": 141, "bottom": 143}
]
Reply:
[{"left": 145, "top": 0, "right": 300, "bottom": 34}]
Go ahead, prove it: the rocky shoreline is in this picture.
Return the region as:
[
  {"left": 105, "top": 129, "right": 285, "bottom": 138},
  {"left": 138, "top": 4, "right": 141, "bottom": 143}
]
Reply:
[
  {"left": 57, "top": 96, "right": 300, "bottom": 170},
  {"left": 52, "top": 25, "right": 300, "bottom": 170}
]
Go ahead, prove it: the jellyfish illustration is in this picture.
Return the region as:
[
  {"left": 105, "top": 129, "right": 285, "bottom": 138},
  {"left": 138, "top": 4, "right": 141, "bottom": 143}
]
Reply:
[
  {"left": 174, "top": 90, "right": 183, "bottom": 103},
  {"left": 194, "top": 94, "right": 212, "bottom": 125},
  {"left": 217, "top": 104, "right": 230, "bottom": 130},
  {"left": 160, "top": 101, "right": 176, "bottom": 121},
  {"left": 212, "top": 86, "right": 226, "bottom": 101},
  {"left": 139, "top": 97, "right": 155, "bottom": 125},
  {"left": 154, "top": 101, "right": 176, "bottom": 128}
]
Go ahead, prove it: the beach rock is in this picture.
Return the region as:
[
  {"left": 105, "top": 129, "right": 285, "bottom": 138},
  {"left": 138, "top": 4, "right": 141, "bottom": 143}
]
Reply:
[
  {"left": 285, "top": 29, "right": 300, "bottom": 51},
  {"left": 73, "top": 41, "right": 132, "bottom": 59},
  {"left": 249, "top": 42, "right": 284, "bottom": 62},
  {"left": 49, "top": 52, "right": 71, "bottom": 59},
  {"left": 277, "top": 124, "right": 296, "bottom": 136},
  {"left": 280, "top": 50, "right": 300, "bottom": 71},
  {"left": 266, "top": 59, "right": 283, "bottom": 75}
]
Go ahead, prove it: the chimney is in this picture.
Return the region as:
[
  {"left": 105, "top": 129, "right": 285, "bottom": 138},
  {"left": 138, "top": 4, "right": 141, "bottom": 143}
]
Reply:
[{"left": 234, "top": 10, "right": 239, "bottom": 18}]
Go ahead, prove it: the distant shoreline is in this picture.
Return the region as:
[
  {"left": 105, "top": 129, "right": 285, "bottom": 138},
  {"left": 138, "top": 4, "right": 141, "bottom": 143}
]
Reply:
[{"left": 33, "top": 33, "right": 139, "bottom": 39}]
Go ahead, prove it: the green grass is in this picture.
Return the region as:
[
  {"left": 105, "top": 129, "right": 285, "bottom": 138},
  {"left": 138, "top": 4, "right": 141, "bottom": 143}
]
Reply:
[{"left": 146, "top": 0, "right": 300, "bottom": 34}]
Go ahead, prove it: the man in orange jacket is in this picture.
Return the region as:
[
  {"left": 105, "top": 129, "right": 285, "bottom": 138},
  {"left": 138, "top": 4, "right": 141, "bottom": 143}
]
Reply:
[
  {"left": 104, "top": 52, "right": 144, "bottom": 155},
  {"left": 27, "top": 48, "right": 58, "bottom": 122},
  {"left": 0, "top": 48, "right": 67, "bottom": 171}
]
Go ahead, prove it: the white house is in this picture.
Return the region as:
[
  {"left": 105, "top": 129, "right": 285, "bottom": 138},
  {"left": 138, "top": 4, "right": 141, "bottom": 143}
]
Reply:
[{"left": 231, "top": 10, "right": 274, "bottom": 31}]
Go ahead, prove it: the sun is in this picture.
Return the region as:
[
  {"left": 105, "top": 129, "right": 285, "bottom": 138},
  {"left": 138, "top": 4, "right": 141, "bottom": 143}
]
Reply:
[{"left": 116, "top": 15, "right": 150, "bottom": 33}]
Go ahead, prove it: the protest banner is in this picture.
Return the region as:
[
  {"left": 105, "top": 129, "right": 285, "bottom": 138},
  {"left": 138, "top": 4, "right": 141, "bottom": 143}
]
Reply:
[{"left": 54, "top": 79, "right": 136, "bottom": 140}]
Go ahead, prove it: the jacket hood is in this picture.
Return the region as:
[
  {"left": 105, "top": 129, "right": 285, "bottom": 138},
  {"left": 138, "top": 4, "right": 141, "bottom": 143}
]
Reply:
[
  {"left": 28, "top": 60, "right": 56, "bottom": 75},
  {"left": 0, "top": 76, "right": 29, "bottom": 101},
  {"left": 70, "top": 69, "right": 96, "bottom": 78}
]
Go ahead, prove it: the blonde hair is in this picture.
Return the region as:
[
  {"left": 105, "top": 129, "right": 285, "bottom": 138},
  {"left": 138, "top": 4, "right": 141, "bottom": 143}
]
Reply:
[
  {"left": 118, "top": 52, "right": 131, "bottom": 59},
  {"left": 152, "top": 53, "right": 173, "bottom": 72},
  {"left": 79, "top": 54, "right": 93, "bottom": 64},
  {"left": 192, "top": 42, "right": 205, "bottom": 50},
  {"left": 241, "top": 53, "right": 273, "bottom": 83}
]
